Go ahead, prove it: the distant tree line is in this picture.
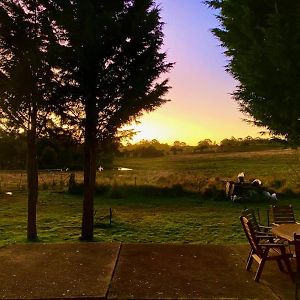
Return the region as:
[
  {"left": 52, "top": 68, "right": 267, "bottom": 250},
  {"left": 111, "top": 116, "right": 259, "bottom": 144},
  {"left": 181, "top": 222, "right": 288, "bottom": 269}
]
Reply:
[
  {"left": 119, "top": 136, "right": 287, "bottom": 157},
  {"left": 0, "top": 130, "right": 122, "bottom": 170},
  {"left": 0, "top": 130, "right": 79, "bottom": 170},
  {"left": 0, "top": 134, "right": 287, "bottom": 169},
  {"left": 195, "top": 136, "right": 287, "bottom": 153}
]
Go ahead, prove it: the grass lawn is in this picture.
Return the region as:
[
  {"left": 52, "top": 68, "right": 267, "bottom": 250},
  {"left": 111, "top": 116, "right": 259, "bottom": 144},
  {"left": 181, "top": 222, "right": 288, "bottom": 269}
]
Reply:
[
  {"left": 1, "top": 149, "right": 300, "bottom": 246},
  {"left": 1, "top": 189, "right": 300, "bottom": 247}
]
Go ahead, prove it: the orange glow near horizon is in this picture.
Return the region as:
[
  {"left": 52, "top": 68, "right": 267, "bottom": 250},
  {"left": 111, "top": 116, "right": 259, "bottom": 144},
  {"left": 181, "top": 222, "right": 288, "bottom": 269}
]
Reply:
[
  {"left": 127, "top": 111, "right": 209, "bottom": 145},
  {"left": 126, "top": 102, "right": 262, "bottom": 146},
  {"left": 124, "top": 1, "right": 264, "bottom": 146}
]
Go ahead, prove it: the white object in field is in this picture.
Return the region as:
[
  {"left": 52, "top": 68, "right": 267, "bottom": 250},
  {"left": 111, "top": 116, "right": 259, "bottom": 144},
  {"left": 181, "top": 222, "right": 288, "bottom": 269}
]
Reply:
[
  {"left": 5, "top": 192, "right": 13, "bottom": 196},
  {"left": 252, "top": 179, "right": 262, "bottom": 185},
  {"left": 98, "top": 166, "right": 104, "bottom": 171},
  {"left": 237, "top": 172, "right": 245, "bottom": 183},
  {"left": 271, "top": 193, "right": 277, "bottom": 200},
  {"left": 117, "top": 167, "right": 133, "bottom": 171}
]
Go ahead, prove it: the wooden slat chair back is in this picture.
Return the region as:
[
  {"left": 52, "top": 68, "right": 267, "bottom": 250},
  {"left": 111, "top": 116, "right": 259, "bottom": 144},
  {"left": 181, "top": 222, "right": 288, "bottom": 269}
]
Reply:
[
  {"left": 271, "top": 204, "right": 296, "bottom": 225},
  {"left": 241, "top": 209, "right": 260, "bottom": 233},
  {"left": 240, "top": 216, "right": 263, "bottom": 257},
  {"left": 241, "top": 208, "right": 272, "bottom": 235},
  {"left": 294, "top": 233, "right": 300, "bottom": 300},
  {"left": 240, "top": 216, "right": 294, "bottom": 282}
]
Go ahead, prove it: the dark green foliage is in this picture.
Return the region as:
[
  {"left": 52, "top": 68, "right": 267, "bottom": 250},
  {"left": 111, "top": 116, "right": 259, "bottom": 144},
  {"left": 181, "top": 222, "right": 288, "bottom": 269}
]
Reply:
[
  {"left": 68, "top": 173, "right": 77, "bottom": 192},
  {"left": 40, "top": 146, "right": 58, "bottom": 169},
  {"left": 0, "top": 1, "right": 57, "bottom": 130},
  {"left": 0, "top": 131, "right": 26, "bottom": 169},
  {"left": 195, "top": 139, "right": 214, "bottom": 152},
  {"left": 201, "top": 184, "right": 223, "bottom": 200},
  {"left": 43, "top": 0, "right": 173, "bottom": 239},
  {"left": 68, "top": 182, "right": 195, "bottom": 198},
  {"left": 170, "top": 141, "right": 186, "bottom": 155},
  {"left": 0, "top": 134, "right": 287, "bottom": 170},
  {"left": 37, "top": 134, "right": 83, "bottom": 170},
  {"left": 120, "top": 139, "right": 170, "bottom": 157},
  {"left": 207, "top": 0, "right": 300, "bottom": 143},
  {"left": 218, "top": 136, "right": 286, "bottom": 152},
  {"left": 108, "top": 183, "right": 126, "bottom": 199},
  {"left": 132, "top": 145, "right": 164, "bottom": 158},
  {"left": 269, "top": 178, "right": 286, "bottom": 189},
  {"left": 45, "top": 0, "right": 173, "bottom": 140},
  {"left": 0, "top": 130, "right": 84, "bottom": 170},
  {"left": 0, "top": 1, "right": 60, "bottom": 240}
]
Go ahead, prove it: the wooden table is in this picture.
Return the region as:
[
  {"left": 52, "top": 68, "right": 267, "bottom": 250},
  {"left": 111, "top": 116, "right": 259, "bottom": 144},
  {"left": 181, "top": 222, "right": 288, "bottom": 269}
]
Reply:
[{"left": 271, "top": 223, "right": 300, "bottom": 242}]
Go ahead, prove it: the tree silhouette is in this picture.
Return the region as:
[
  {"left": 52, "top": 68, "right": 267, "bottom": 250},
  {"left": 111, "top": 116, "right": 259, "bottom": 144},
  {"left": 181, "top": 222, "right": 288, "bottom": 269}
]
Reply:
[
  {"left": 0, "top": 1, "right": 57, "bottom": 240},
  {"left": 46, "top": 0, "right": 173, "bottom": 240},
  {"left": 207, "top": 0, "right": 300, "bottom": 143},
  {"left": 196, "top": 139, "right": 213, "bottom": 151}
]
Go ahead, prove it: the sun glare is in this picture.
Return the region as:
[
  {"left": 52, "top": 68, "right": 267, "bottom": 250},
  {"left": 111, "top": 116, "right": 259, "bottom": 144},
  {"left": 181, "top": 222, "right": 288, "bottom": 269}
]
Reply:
[{"left": 124, "top": 112, "right": 215, "bottom": 146}]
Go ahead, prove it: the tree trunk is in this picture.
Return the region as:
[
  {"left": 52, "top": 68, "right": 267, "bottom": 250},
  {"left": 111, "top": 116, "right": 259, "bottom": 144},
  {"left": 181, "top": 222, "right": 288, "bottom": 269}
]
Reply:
[
  {"left": 81, "top": 97, "right": 97, "bottom": 240},
  {"left": 26, "top": 119, "right": 38, "bottom": 241}
]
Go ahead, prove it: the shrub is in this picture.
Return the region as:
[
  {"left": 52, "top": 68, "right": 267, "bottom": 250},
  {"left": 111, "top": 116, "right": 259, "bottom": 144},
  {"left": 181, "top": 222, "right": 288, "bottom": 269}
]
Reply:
[
  {"left": 199, "top": 178, "right": 226, "bottom": 201},
  {"left": 68, "top": 182, "right": 84, "bottom": 194},
  {"left": 170, "top": 184, "right": 184, "bottom": 196},
  {"left": 108, "top": 182, "right": 125, "bottom": 199},
  {"left": 68, "top": 174, "right": 84, "bottom": 194},
  {"left": 268, "top": 178, "right": 286, "bottom": 189},
  {"left": 95, "top": 184, "right": 110, "bottom": 195},
  {"left": 42, "top": 182, "right": 49, "bottom": 190},
  {"left": 280, "top": 186, "right": 297, "bottom": 197},
  {"left": 40, "top": 146, "right": 58, "bottom": 169}
]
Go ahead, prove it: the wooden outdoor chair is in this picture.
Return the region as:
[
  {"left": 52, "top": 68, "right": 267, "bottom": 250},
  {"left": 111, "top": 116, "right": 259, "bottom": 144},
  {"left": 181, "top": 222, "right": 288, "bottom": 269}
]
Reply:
[
  {"left": 241, "top": 209, "right": 276, "bottom": 267},
  {"left": 271, "top": 204, "right": 296, "bottom": 225},
  {"left": 240, "top": 216, "right": 294, "bottom": 282},
  {"left": 242, "top": 208, "right": 272, "bottom": 235},
  {"left": 294, "top": 233, "right": 300, "bottom": 300}
]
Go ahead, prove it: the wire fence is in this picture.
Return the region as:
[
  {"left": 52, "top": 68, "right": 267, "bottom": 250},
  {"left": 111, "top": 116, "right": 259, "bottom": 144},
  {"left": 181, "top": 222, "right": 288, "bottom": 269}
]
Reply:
[
  {"left": 0, "top": 170, "right": 71, "bottom": 193},
  {"left": 0, "top": 169, "right": 225, "bottom": 194}
]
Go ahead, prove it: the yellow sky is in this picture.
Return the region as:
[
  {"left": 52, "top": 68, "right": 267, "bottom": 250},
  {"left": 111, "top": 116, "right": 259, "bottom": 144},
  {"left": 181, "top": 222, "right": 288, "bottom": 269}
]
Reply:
[
  {"left": 129, "top": 102, "right": 261, "bottom": 146},
  {"left": 125, "top": 0, "right": 263, "bottom": 146}
]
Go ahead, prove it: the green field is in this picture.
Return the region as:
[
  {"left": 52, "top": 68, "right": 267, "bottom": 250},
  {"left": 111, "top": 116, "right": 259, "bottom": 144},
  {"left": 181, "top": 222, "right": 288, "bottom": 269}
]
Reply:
[
  {"left": 1, "top": 149, "right": 300, "bottom": 246},
  {"left": 114, "top": 148, "right": 300, "bottom": 180}
]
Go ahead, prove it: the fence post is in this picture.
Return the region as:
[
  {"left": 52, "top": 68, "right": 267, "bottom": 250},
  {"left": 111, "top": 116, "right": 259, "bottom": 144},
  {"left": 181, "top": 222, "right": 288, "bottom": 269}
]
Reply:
[
  {"left": 68, "top": 173, "right": 76, "bottom": 192},
  {"left": 60, "top": 174, "right": 63, "bottom": 187},
  {"left": 18, "top": 173, "right": 23, "bottom": 190},
  {"left": 52, "top": 173, "right": 55, "bottom": 187},
  {"left": 256, "top": 207, "right": 261, "bottom": 224}
]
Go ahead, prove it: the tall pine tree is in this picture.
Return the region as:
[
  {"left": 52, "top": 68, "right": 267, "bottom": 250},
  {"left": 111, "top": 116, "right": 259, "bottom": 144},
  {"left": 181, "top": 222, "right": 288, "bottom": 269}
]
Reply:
[
  {"left": 46, "top": 0, "right": 173, "bottom": 240},
  {"left": 207, "top": 0, "right": 300, "bottom": 143},
  {"left": 0, "top": 1, "right": 57, "bottom": 239}
]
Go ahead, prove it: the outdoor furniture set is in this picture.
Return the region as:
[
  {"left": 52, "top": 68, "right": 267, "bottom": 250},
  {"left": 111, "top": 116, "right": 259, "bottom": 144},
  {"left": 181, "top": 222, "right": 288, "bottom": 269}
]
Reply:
[{"left": 240, "top": 205, "right": 300, "bottom": 298}]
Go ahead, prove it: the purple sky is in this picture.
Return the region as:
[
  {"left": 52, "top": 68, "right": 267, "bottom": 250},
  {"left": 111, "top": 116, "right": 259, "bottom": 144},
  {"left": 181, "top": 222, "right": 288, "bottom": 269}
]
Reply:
[{"left": 128, "top": 0, "right": 262, "bottom": 145}]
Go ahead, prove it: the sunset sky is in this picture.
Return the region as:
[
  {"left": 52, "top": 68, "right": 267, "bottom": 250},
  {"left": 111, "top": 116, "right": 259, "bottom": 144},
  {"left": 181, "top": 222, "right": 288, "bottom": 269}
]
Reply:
[{"left": 127, "top": 0, "right": 262, "bottom": 146}]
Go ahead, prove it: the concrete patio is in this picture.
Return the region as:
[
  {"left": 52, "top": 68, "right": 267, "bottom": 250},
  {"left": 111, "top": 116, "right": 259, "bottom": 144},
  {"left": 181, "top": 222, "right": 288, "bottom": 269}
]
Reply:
[{"left": 0, "top": 243, "right": 295, "bottom": 299}]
